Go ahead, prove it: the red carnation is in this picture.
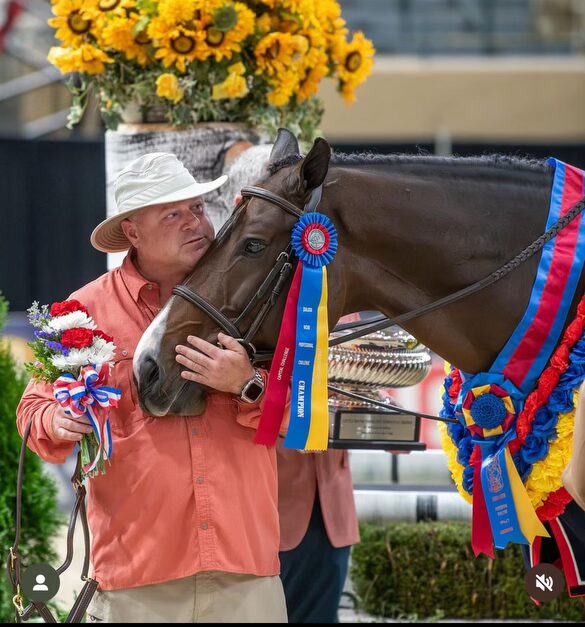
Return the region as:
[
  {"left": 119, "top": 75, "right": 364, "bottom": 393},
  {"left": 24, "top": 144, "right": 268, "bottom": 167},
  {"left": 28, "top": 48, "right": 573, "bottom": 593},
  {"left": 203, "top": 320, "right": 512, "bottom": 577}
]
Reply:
[
  {"left": 61, "top": 328, "right": 95, "bottom": 349},
  {"left": 51, "top": 300, "right": 89, "bottom": 318},
  {"left": 94, "top": 330, "right": 114, "bottom": 344}
]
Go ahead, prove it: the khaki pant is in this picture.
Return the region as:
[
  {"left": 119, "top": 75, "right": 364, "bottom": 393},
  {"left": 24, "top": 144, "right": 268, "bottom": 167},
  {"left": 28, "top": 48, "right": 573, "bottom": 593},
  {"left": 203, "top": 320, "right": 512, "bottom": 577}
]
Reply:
[{"left": 86, "top": 572, "right": 287, "bottom": 623}]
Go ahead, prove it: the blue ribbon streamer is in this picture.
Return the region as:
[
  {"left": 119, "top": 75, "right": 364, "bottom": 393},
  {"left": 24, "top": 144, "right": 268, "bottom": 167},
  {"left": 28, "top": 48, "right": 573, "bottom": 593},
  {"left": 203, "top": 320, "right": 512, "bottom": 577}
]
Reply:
[
  {"left": 284, "top": 266, "right": 323, "bottom": 449},
  {"left": 473, "top": 430, "right": 529, "bottom": 549}
]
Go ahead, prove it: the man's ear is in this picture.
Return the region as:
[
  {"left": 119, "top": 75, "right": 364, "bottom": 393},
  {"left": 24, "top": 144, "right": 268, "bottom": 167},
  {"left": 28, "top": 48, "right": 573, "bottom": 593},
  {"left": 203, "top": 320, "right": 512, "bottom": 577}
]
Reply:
[
  {"left": 121, "top": 218, "right": 139, "bottom": 247},
  {"left": 295, "top": 137, "right": 331, "bottom": 193},
  {"left": 269, "top": 128, "right": 300, "bottom": 166}
]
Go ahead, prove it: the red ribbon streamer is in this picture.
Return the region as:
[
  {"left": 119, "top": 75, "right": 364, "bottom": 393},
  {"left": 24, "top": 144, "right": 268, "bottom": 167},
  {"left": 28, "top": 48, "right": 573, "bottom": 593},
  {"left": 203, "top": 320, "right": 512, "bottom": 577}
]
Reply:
[
  {"left": 254, "top": 265, "right": 303, "bottom": 445},
  {"left": 472, "top": 453, "right": 495, "bottom": 558}
]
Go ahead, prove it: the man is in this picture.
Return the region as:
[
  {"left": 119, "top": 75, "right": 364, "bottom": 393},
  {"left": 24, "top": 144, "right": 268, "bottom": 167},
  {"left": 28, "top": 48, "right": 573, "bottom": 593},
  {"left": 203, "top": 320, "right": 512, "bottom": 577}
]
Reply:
[
  {"left": 16, "top": 152, "right": 287, "bottom": 623},
  {"left": 223, "top": 145, "right": 360, "bottom": 624}
]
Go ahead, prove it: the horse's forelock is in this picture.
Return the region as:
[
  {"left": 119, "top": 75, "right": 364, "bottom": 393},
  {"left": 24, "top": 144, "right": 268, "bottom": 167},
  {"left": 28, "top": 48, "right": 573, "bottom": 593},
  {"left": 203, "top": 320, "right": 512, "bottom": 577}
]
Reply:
[{"left": 267, "top": 153, "right": 303, "bottom": 177}]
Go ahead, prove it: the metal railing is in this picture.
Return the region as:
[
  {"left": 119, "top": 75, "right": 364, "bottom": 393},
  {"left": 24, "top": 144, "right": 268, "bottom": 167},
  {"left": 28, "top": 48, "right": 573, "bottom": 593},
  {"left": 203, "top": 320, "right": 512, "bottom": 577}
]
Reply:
[{"left": 340, "top": 0, "right": 585, "bottom": 55}]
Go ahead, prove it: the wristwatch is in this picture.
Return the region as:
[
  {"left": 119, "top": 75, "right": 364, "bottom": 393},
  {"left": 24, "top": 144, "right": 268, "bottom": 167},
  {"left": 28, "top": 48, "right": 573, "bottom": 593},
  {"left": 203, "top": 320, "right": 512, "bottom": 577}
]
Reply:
[{"left": 239, "top": 369, "right": 265, "bottom": 404}]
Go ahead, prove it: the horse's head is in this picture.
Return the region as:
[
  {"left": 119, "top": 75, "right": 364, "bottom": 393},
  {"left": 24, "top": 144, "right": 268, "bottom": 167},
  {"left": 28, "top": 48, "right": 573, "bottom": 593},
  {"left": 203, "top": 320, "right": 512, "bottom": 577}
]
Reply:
[{"left": 134, "top": 129, "right": 339, "bottom": 416}]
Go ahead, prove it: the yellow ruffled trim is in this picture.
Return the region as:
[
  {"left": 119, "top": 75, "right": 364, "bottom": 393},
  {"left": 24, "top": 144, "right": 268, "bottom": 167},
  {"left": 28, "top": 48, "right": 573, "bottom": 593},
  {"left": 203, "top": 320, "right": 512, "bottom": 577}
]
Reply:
[
  {"left": 525, "top": 389, "right": 577, "bottom": 509},
  {"left": 439, "top": 420, "right": 473, "bottom": 504},
  {"left": 439, "top": 364, "right": 473, "bottom": 504}
]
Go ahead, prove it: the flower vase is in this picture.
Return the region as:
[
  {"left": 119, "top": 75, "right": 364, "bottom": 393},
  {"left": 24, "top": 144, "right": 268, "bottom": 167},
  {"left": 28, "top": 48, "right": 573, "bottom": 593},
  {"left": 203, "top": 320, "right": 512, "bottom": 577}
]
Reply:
[{"left": 105, "top": 122, "right": 260, "bottom": 269}]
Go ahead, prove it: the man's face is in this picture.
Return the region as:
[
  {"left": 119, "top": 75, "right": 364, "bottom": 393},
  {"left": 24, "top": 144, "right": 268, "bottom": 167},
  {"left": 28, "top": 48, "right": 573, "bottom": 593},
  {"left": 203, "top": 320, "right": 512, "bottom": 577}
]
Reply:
[{"left": 126, "top": 196, "right": 215, "bottom": 275}]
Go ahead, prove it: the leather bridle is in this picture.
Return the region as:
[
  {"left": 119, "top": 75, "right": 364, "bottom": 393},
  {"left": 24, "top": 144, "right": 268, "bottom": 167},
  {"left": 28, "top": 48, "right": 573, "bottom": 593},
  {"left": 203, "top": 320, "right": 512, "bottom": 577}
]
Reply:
[{"left": 172, "top": 183, "right": 585, "bottom": 424}]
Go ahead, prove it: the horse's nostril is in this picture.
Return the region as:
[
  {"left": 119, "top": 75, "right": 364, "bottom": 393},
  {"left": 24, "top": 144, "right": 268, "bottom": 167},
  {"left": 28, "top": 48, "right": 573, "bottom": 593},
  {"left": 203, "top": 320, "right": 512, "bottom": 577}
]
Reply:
[{"left": 142, "top": 358, "right": 160, "bottom": 389}]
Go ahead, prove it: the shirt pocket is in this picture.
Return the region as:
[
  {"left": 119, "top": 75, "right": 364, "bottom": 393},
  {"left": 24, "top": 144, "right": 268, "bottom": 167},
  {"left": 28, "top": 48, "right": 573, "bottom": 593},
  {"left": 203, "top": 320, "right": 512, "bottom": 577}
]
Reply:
[{"left": 107, "top": 354, "right": 143, "bottom": 438}]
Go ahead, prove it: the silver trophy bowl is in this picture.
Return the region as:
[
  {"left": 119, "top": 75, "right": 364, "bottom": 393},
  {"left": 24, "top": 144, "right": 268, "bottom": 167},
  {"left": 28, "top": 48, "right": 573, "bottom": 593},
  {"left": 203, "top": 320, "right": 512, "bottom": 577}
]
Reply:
[{"left": 327, "top": 321, "right": 432, "bottom": 449}]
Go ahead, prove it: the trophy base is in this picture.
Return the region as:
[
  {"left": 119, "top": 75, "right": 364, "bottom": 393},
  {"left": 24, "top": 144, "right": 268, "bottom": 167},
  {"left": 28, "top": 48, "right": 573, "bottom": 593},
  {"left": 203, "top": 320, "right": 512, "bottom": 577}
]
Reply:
[
  {"left": 328, "top": 407, "right": 427, "bottom": 451},
  {"left": 328, "top": 439, "right": 427, "bottom": 451}
]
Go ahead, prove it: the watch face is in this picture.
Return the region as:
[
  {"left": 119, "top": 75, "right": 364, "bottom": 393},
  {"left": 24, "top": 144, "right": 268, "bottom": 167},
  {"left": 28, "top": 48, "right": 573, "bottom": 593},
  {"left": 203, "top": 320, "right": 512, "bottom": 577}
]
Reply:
[{"left": 246, "top": 382, "right": 263, "bottom": 401}]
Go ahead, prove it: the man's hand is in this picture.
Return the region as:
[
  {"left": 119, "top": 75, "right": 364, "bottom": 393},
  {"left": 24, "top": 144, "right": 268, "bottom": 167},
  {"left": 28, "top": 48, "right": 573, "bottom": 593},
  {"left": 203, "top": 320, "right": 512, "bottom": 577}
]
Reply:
[
  {"left": 175, "top": 332, "right": 255, "bottom": 395},
  {"left": 52, "top": 408, "right": 94, "bottom": 442}
]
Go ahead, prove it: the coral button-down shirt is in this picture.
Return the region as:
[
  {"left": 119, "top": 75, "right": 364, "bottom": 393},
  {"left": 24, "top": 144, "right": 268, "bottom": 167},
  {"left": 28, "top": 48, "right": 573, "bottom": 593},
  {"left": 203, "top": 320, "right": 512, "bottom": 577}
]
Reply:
[{"left": 16, "top": 253, "right": 280, "bottom": 592}]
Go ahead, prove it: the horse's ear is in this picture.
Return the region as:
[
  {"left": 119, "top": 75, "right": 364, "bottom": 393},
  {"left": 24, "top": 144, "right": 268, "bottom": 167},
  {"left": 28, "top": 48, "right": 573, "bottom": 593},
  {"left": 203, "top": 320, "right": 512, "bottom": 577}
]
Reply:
[
  {"left": 269, "top": 128, "right": 300, "bottom": 166},
  {"left": 298, "top": 137, "right": 331, "bottom": 192}
]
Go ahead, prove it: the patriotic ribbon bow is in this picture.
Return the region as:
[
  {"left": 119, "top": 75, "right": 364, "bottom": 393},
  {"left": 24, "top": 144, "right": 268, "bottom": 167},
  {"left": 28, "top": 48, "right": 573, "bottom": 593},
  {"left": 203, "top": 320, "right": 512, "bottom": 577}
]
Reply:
[{"left": 53, "top": 364, "right": 121, "bottom": 474}]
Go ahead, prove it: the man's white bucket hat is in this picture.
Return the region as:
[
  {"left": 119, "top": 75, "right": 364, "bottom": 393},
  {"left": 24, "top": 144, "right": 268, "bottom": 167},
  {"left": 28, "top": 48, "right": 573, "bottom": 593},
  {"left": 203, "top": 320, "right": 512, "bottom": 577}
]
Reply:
[{"left": 91, "top": 152, "right": 227, "bottom": 253}]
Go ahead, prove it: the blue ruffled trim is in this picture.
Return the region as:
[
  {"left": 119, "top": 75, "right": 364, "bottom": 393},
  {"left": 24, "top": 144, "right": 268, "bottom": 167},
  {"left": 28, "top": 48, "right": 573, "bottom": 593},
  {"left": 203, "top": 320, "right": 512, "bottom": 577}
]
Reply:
[{"left": 441, "top": 334, "right": 585, "bottom": 497}]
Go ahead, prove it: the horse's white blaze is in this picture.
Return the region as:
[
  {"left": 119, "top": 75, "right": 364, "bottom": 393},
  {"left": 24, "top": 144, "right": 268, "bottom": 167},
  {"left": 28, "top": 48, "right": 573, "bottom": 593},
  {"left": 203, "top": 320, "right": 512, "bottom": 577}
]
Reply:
[{"left": 133, "top": 303, "right": 171, "bottom": 384}]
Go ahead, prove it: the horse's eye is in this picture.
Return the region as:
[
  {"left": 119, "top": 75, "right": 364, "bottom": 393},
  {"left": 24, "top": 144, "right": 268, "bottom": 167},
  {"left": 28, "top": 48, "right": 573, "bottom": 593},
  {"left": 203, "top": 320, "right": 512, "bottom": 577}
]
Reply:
[{"left": 244, "top": 240, "right": 266, "bottom": 256}]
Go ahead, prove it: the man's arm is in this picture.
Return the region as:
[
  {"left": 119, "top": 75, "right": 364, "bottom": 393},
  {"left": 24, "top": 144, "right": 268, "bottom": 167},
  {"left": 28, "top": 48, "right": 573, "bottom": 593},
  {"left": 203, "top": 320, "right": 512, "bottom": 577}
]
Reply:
[{"left": 16, "top": 380, "right": 92, "bottom": 464}]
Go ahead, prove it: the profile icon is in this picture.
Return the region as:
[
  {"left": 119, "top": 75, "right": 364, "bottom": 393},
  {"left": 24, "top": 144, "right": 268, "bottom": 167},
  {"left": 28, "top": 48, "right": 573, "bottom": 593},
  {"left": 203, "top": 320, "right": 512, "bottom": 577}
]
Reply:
[
  {"left": 21, "top": 564, "right": 60, "bottom": 602},
  {"left": 33, "top": 574, "right": 49, "bottom": 592}
]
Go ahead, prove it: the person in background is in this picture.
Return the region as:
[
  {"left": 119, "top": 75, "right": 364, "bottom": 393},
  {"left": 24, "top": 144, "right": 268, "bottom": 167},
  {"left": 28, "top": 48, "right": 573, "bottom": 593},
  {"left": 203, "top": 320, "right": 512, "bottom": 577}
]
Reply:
[{"left": 223, "top": 144, "right": 360, "bottom": 623}]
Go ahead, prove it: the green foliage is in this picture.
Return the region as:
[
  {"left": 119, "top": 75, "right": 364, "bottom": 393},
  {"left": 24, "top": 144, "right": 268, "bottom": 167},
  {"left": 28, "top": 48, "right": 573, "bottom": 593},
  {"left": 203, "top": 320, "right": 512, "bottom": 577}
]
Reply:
[
  {"left": 351, "top": 521, "right": 585, "bottom": 621},
  {"left": 0, "top": 294, "right": 65, "bottom": 623},
  {"left": 75, "top": 58, "right": 324, "bottom": 143}
]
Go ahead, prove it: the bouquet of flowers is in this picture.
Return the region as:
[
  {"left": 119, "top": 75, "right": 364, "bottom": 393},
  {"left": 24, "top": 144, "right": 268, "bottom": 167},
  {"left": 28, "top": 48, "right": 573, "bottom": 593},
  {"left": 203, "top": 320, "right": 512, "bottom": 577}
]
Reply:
[
  {"left": 26, "top": 299, "right": 121, "bottom": 479},
  {"left": 46, "top": 0, "right": 375, "bottom": 141}
]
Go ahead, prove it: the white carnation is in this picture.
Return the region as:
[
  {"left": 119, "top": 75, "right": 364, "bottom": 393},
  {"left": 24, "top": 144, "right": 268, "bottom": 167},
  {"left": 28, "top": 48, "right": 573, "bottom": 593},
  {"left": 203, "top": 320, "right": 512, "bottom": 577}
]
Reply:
[
  {"left": 48, "top": 311, "right": 97, "bottom": 332},
  {"left": 88, "top": 337, "right": 116, "bottom": 365},
  {"left": 51, "top": 347, "right": 94, "bottom": 370}
]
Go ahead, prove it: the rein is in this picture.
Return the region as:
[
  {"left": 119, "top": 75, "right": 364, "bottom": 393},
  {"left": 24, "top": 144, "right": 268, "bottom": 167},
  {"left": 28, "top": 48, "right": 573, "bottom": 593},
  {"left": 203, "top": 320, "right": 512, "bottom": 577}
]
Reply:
[
  {"left": 7, "top": 421, "right": 98, "bottom": 623},
  {"left": 173, "top": 184, "right": 585, "bottom": 425}
]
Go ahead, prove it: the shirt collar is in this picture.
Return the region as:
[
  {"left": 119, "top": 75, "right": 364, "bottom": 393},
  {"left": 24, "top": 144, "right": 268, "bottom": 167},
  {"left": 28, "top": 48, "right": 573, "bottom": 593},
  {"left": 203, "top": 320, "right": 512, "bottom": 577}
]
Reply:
[{"left": 120, "top": 248, "right": 153, "bottom": 303}]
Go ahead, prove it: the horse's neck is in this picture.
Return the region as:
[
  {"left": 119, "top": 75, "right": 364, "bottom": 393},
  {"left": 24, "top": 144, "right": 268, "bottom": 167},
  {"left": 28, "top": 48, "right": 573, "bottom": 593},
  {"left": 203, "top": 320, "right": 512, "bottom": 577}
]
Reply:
[{"left": 327, "top": 162, "right": 557, "bottom": 373}]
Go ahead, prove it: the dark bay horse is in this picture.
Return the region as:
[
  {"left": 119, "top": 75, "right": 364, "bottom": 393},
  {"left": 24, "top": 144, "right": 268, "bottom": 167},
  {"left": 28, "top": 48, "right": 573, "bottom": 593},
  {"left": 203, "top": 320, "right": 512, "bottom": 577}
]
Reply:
[{"left": 133, "top": 129, "right": 583, "bottom": 417}]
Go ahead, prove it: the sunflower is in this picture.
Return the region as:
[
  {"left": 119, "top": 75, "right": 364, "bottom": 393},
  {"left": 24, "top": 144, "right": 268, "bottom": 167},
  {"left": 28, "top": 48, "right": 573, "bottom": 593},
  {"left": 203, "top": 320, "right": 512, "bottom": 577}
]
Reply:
[
  {"left": 199, "top": 2, "right": 255, "bottom": 63},
  {"left": 316, "top": 0, "right": 346, "bottom": 36},
  {"left": 48, "top": 43, "right": 113, "bottom": 74},
  {"left": 49, "top": 0, "right": 99, "bottom": 47},
  {"left": 267, "top": 70, "right": 299, "bottom": 107},
  {"left": 157, "top": 0, "right": 198, "bottom": 25},
  {"left": 333, "top": 31, "right": 375, "bottom": 104},
  {"left": 156, "top": 73, "right": 184, "bottom": 102},
  {"left": 100, "top": 13, "right": 151, "bottom": 66},
  {"left": 255, "top": 32, "right": 308, "bottom": 78},
  {"left": 149, "top": 19, "right": 207, "bottom": 72},
  {"left": 92, "top": 0, "right": 135, "bottom": 29},
  {"left": 297, "top": 46, "right": 329, "bottom": 103},
  {"left": 212, "top": 62, "right": 249, "bottom": 100},
  {"left": 256, "top": 13, "right": 273, "bottom": 34}
]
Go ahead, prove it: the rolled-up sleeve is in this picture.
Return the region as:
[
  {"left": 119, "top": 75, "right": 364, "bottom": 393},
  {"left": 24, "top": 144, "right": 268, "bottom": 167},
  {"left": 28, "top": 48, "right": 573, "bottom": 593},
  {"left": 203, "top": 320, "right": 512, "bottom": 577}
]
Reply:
[{"left": 16, "top": 379, "right": 76, "bottom": 464}]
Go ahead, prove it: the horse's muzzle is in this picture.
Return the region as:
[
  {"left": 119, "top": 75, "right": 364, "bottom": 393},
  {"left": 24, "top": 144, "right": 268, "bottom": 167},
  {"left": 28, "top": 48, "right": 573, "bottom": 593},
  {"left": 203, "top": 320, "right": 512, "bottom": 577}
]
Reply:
[{"left": 136, "top": 357, "right": 208, "bottom": 417}]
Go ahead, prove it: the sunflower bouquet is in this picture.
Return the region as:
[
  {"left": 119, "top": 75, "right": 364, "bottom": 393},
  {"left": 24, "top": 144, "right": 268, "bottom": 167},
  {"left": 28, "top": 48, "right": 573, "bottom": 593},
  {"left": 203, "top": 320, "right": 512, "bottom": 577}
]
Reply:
[
  {"left": 26, "top": 300, "right": 121, "bottom": 479},
  {"left": 47, "top": 0, "right": 375, "bottom": 141}
]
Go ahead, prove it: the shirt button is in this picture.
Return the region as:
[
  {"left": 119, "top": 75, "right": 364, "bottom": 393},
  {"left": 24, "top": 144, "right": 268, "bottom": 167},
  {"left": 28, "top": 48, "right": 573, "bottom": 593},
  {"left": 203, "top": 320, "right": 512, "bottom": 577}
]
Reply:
[
  {"left": 200, "top": 523, "right": 208, "bottom": 530},
  {"left": 122, "top": 350, "right": 128, "bottom": 357},
  {"left": 191, "top": 428, "right": 199, "bottom": 436},
  {"left": 146, "top": 283, "right": 153, "bottom": 290},
  {"left": 196, "top": 477, "right": 204, "bottom": 485}
]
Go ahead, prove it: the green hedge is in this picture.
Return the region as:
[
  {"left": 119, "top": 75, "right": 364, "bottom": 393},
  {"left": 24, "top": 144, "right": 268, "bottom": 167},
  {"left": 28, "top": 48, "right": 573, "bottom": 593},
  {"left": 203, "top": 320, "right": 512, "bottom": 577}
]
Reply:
[
  {"left": 351, "top": 521, "right": 585, "bottom": 621},
  {"left": 0, "top": 296, "right": 64, "bottom": 622}
]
